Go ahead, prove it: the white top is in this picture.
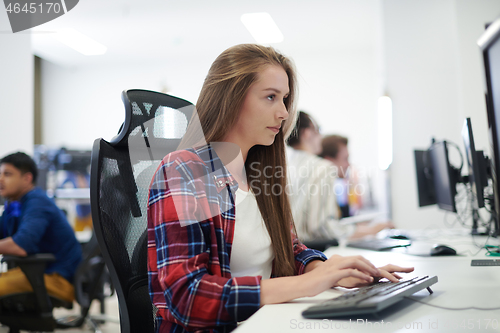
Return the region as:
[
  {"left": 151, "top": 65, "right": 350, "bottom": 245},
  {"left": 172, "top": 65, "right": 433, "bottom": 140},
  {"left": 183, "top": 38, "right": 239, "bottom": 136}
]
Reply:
[{"left": 230, "top": 188, "right": 274, "bottom": 280}]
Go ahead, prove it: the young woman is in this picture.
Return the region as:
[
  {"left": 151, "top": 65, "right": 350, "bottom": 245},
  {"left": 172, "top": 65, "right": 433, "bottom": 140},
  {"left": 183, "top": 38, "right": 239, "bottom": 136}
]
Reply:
[{"left": 147, "top": 44, "right": 413, "bottom": 333}]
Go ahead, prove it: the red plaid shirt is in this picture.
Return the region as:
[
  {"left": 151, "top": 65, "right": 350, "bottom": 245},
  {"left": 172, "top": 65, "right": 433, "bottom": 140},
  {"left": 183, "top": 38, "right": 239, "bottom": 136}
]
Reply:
[{"left": 148, "top": 145, "right": 327, "bottom": 332}]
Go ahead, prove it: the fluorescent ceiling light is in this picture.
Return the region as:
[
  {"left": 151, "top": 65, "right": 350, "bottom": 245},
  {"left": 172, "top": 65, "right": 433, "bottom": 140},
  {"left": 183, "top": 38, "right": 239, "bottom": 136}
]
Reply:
[
  {"left": 241, "top": 13, "right": 284, "bottom": 44},
  {"left": 55, "top": 28, "right": 107, "bottom": 55},
  {"left": 378, "top": 96, "right": 393, "bottom": 170}
]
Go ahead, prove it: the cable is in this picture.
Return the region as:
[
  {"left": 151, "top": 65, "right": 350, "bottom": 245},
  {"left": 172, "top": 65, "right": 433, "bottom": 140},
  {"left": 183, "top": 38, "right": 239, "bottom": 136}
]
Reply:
[
  {"left": 472, "top": 234, "right": 491, "bottom": 251},
  {"left": 445, "top": 141, "right": 464, "bottom": 171},
  {"left": 405, "top": 296, "right": 500, "bottom": 311},
  {"left": 452, "top": 183, "right": 473, "bottom": 230},
  {"left": 467, "top": 238, "right": 492, "bottom": 257},
  {"left": 443, "top": 212, "right": 458, "bottom": 228},
  {"left": 485, "top": 245, "right": 500, "bottom": 256}
]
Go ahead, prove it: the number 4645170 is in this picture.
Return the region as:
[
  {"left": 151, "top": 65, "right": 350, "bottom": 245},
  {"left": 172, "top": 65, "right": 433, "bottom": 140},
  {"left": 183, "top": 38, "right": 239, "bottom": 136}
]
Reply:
[{"left": 6, "top": 2, "right": 62, "bottom": 14}]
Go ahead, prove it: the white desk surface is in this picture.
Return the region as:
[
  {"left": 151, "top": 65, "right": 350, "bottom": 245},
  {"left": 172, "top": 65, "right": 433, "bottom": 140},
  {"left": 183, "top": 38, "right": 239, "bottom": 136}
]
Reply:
[{"left": 234, "top": 229, "right": 500, "bottom": 333}]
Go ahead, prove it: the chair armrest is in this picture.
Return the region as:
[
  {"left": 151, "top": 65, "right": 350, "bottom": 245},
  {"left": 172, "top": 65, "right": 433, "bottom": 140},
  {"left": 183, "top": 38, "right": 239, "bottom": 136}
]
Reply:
[
  {"left": 1, "top": 253, "right": 56, "bottom": 314},
  {"left": 2, "top": 253, "right": 56, "bottom": 264}
]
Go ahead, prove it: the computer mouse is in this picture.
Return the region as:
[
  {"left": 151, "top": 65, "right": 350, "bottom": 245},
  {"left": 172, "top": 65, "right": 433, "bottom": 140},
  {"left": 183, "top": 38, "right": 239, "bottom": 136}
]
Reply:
[
  {"left": 389, "top": 234, "right": 411, "bottom": 240},
  {"left": 430, "top": 244, "right": 457, "bottom": 256}
]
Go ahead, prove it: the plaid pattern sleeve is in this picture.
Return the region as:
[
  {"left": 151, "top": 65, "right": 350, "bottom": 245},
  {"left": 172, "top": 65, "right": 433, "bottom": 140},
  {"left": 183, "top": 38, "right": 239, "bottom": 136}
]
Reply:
[
  {"left": 291, "top": 226, "right": 328, "bottom": 275},
  {"left": 147, "top": 147, "right": 261, "bottom": 333}
]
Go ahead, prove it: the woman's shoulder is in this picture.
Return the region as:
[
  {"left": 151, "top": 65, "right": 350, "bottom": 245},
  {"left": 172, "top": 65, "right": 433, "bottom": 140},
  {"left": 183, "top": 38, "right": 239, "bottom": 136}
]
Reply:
[
  {"left": 163, "top": 148, "right": 201, "bottom": 164},
  {"left": 163, "top": 144, "right": 214, "bottom": 163},
  {"left": 150, "top": 146, "right": 216, "bottom": 197},
  {"left": 159, "top": 145, "right": 214, "bottom": 174}
]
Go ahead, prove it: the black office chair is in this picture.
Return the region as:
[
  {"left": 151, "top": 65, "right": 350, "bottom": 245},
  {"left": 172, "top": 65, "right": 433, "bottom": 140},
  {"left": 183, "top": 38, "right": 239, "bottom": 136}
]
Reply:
[
  {"left": 0, "top": 231, "right": 109, "bottom": 333},
  {"left": 90, "top": 89, "right": 194, "bottom": 333}
]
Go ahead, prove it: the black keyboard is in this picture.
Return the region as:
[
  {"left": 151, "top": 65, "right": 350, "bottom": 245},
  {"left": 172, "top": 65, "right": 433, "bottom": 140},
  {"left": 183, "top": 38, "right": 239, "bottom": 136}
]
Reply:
[
  {"left": 346, "top": 238, "right": 411, "bottom": 251},
  {"left": 302, "top": 276, "right": 438, "bottom": 319},
  {"left": 471, "top": 259, "right": 500, "bottom": 266}
]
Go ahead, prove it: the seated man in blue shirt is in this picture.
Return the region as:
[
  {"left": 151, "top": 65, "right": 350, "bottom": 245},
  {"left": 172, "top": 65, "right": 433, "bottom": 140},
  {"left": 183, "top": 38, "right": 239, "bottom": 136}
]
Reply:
[{"left": 0, "top": 152, "right": 82, "bottom": 302}]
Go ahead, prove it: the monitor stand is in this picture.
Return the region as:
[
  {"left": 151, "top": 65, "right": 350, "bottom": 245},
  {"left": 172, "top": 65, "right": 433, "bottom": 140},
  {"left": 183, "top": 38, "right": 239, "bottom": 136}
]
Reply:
[{"left": 471, "top": 208, "right": 489, "bottom": 236}]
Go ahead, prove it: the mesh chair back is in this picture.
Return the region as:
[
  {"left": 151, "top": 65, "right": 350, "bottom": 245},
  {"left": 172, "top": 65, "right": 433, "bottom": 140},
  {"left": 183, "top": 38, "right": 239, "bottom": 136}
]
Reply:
[{"left": 91, "top": 90, "right": 194, "bottom": 333}]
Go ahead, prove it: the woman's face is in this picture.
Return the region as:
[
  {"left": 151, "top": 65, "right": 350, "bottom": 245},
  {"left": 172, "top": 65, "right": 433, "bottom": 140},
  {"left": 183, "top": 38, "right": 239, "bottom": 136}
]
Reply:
[{"left": 225, "top": 65, "right": 290, "bottom": 152}]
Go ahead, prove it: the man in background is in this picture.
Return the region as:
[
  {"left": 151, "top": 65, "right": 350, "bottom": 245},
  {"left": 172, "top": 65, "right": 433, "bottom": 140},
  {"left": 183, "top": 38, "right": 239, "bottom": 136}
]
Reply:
[
  {"left": 319, "top": 135, "right": 352, "bottom": 217},
  {"left": 320, "top": 135, "right": 394, "bottom": 234},
  {"left": 0, "top": 152, "right": 82, "bottom": 302}
]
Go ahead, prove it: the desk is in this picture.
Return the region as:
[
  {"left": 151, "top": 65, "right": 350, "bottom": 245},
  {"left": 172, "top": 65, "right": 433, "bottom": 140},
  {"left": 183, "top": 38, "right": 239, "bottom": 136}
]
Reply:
[{"left": 234, "top": 229, "right": 500, "bottom": 333}]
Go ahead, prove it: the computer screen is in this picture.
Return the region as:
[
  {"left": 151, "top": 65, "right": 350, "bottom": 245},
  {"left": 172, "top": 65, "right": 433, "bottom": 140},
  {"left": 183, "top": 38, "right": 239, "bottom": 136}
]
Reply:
[
  {"left": 428, "top": 141, "right": 457, "bottom": 212},
  {"left": 414, "top": 150, "right": 437, "bottom": 207},
  {"left": 56, "top": 149, "right": 92, "bottom": 174},
  {"left": 33, "top": 146, "right": 60, "bottom": 191},
  {"left": 478, "top": 16, "right": 500, "bottom": 235},
  {"left": 462, "top": 118, "right": 487, "bottom": 209}
]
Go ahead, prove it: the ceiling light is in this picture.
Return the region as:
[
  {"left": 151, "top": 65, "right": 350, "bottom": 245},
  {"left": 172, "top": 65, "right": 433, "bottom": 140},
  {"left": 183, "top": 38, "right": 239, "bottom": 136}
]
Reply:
[
  {"left": 241, "top": 13, "right": 284, "bottom": 44},
  {"left": 55, "top": 28, "right": 107, "bottom": 55}
]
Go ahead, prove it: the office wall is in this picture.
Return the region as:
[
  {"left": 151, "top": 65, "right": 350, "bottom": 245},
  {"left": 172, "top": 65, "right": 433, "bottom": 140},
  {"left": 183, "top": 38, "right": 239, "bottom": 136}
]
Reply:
[
  {"left": 40, "top": 57, "right": 210, "bottom": 149},
  {"left": 293, "top": 48, "right": 380, "bottom": 170},
  {"left": 383, "top": 0, "right": 500, "bottom": 229},
  {"left": 0, "top": 11, "right": 34, "bottom": 157}
]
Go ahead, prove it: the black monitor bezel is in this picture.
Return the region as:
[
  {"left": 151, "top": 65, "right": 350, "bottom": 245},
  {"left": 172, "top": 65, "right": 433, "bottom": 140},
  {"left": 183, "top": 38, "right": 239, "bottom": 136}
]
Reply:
[
  {"left": 414, "top": 149, "right": 437, "bottom": 207},
  {"left": 462, "top": 118, "right": 486, "bottom": 208},
  {"left": 478, "top": 17, "right": 500, "bottom": 235},
  {"left": 428, "top": 140, "right": 457, "bottom": 213}
]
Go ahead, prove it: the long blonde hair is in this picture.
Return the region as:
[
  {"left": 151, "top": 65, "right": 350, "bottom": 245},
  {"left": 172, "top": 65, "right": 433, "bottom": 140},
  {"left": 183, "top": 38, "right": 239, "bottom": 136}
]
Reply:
[{"left": 181, "top": 44, "right": 299, "bottom": 277}]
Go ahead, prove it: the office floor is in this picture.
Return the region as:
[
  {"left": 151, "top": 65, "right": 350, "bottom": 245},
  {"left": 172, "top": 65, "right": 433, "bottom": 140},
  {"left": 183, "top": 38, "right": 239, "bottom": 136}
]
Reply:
[{"left": 0, "top": 294, "right": 120, "bottom": 333}]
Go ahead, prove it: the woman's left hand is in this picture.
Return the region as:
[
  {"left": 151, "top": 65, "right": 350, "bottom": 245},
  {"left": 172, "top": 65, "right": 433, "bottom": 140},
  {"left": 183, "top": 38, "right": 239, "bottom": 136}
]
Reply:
[{"left": 336, "top": 264, "right": 414, "bottom": 288}]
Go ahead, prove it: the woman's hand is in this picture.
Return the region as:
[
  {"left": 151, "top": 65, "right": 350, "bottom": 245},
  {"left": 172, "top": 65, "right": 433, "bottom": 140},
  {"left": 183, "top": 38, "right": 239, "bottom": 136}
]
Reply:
[
  {"left": 261, "top": 257, "right": 414, "bottom": 305},
  {"left": 336, "top": 264, "right": 414, "bottom": 288},
  {"left": 301, "top": 255, "right": 380, "bottom": 297}
]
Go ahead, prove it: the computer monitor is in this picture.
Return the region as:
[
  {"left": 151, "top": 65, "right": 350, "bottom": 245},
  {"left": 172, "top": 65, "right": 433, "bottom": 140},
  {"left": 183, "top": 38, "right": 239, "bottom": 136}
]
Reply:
[
  {"left": 428, "top": 140, "right": 458, "bottom": 213},
  {"left": 56, "top": 149, "right": 92, "bottom": 174},
  {"left": 478, "top": 16, "right": 500, "bottom": 236},
  {"left": 33, "top": 145, "right": 60, "bottom": 191},
  {"left": 462, "top": 118, "right": 489, "bottom": 209},
  {"left": 414, "top": 150, "right": 437, "bottom": 207}
]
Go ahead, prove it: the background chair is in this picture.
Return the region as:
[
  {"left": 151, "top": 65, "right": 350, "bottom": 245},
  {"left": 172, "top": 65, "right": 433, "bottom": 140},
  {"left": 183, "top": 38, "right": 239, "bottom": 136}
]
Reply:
[
  {"left": 0, "top": 231, "right": 109, "bottom": 333},
  {"left": 90, "top": 89, "right": 194, "bottom": 333}
]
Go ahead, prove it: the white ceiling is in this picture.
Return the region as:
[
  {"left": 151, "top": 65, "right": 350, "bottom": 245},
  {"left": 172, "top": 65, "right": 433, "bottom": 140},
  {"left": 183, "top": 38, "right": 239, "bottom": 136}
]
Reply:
[{"left": 31, "top": 0, "right": 381, "bottom": 67}]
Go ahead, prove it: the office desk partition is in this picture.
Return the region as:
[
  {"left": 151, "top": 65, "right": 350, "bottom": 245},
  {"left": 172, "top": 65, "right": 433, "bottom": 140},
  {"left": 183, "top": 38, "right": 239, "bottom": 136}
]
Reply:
[{"left": 234, "top": 230, "right": 500, "bottom": 333}]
